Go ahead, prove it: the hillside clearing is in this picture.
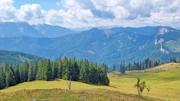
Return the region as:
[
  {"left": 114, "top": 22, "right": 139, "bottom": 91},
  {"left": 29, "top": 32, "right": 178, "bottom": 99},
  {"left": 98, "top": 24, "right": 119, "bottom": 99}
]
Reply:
[{"left": 144, "top": 63, "right": 180, "bottom": 72}]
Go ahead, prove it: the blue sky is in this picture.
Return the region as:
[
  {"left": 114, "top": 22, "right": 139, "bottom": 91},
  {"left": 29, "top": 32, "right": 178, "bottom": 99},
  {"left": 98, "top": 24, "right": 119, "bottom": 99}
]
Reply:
[
  {"left": 0, "top": 0, "right": 179, "bottom": 28},
  {"left": 14, "top": 0, "right": 61, "bottom": 10}
]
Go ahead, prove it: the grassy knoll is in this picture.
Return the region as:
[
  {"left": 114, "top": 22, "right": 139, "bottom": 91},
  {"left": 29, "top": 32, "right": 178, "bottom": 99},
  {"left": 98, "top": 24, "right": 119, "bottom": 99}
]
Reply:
[{"left": 0, "top": 63, "right": 180, "bottom": 101}]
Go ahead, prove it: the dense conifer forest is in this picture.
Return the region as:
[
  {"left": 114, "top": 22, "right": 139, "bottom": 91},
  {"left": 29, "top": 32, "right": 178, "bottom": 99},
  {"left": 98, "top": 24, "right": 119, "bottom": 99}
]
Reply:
[{"left": 0, "top": 57, "right": 109, "bottom": 89}]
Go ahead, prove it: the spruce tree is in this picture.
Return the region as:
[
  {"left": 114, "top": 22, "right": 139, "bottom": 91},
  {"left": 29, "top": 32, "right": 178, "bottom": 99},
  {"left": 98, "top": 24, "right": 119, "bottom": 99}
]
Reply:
[
  {"left": 0, "top": 67, "right": 6, "bottom": 89},
  {"left": 6, "top": 68, "right": 16, "bottom": 87}
]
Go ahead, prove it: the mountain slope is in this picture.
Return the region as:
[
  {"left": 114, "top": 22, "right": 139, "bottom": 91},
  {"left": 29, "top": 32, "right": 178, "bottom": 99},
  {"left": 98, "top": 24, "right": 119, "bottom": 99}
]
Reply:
[
  {"left": 0, "top": 22, "right": 73, "bottom": 38},
  {"left": 0, "top": 22, "right": 42, "bottom": 38},
  {"left": 0, "top": 26, "right": 179, "bottom": 65},
  {"left": 0, "top": 50, "right": 40, "bottom": 64},
  {"left": 33, "top": 24, "right": 74, "bottom": 37}
]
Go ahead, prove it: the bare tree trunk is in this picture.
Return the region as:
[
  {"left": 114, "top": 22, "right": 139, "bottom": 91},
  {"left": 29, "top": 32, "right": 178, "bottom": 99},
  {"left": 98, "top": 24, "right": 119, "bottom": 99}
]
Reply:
[{"left": 137, "top": 88, "right": 141, "bottom": 96}]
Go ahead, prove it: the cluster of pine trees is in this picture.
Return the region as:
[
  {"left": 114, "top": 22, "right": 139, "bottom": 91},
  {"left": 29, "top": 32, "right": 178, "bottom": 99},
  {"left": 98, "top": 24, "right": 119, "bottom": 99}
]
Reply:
[
  {"left": 0, "top": 57, "right": 109, "bottom": 89},
  {"left": 111, "top": 58, "right": 163, "bottom": 73},
  {"left": 169, "top": 57, "right": 180, "bottom": 63},
  {"left": 126, "top": 58, "right": 162, "bottom": 71}
]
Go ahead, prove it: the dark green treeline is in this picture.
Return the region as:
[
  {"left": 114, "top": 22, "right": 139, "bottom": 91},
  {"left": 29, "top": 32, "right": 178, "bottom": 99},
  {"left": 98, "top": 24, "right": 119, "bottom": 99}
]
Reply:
[
  {"left": 116, "top": 57, "right": 180, "bottom": 74},
  {"left": 0, "top": 57, "right": 109, "bottom": 89}
]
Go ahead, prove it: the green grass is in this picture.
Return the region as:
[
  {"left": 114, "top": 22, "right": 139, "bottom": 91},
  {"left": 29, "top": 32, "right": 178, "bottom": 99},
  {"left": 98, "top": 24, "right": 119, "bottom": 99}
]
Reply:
[
  {"left": 0, "top": 63, "right": 180, "bottom": 101},
  {"left": 0, "top": 89, "right": 159, "bottom": 101},
  {"left": 114, "top": 63, "right": 180, "bottom": 101}
]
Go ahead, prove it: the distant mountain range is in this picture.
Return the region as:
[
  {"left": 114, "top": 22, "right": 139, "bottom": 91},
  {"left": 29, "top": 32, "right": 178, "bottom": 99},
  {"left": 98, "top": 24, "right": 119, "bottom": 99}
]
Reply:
[
  {"left": 0, "top": 22, "right": 180, "bottom": 65},
  {"left": 0, "top": 50, "right": 40, "bottom": 64},
  {"left": 0, "top": 22, "right": 74, "bottom": 38}
]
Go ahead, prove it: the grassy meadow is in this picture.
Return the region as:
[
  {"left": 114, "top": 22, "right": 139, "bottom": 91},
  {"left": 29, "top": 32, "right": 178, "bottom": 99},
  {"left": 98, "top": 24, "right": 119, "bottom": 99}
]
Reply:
[{"left": 0, "top": 63, "right": 180, "bottom": 101}]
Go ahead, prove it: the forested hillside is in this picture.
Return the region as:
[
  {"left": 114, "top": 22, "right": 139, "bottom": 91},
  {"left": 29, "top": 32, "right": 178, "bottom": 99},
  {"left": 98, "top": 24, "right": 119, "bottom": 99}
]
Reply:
[{"left": 0, "top": 50, "right": 40, "bottom": 64}]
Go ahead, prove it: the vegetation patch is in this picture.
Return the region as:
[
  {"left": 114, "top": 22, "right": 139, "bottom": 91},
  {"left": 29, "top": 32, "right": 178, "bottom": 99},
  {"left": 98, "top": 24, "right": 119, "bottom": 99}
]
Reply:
[{"left": 0, "top": 89, "right": 161, "bottom": 101}]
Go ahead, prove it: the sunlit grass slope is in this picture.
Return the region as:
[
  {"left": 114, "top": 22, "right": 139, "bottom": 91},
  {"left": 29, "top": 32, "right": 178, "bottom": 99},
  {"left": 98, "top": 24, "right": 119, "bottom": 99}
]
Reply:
[
  {"left": 0, "top": 63, "right": 180, "bottom": 101},
  {"left": 117, "top": 63, "right": 180, "bottom": 101}
]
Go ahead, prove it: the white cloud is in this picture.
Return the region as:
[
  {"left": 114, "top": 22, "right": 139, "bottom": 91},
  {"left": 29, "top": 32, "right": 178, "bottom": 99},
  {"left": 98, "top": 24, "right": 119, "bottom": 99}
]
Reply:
[
  {"left": 0, "top": 0, "right": 17, "bottom": 22},
  {"left": 50, "top": 0, "right": 180, "bottom": 28},
  {"left": 45, "top": 9, "right": 95, "bottom": 28},
  {"left": 0, "top": 0, "right": 179, "bottom": 28},
  {"left": 16, "top": 4, "right": 45, "bottom": 25}
]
